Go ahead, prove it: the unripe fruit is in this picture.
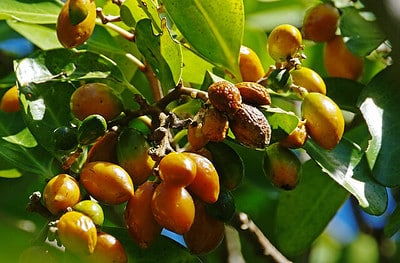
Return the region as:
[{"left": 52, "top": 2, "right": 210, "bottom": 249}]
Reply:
[
  {"left": 73, "top": 200, "right": 104, "bottom": 226},
  {"left": 57, "top": 211, "right": 97, "bottom": 255},
  {"left": 183, "top": 199, "right": 225, "bottom": 255},
  {"left": 301, "top": 92, "right": 344, "bottom": 150},
  {"left": 117, "top": 128, "right": 155, "bottom": 186},
  {"left": 324, "top": 35, "right": 364, "bottom": 80},
  {"left": 70, "top": 83, "right": 123, "bottom": 121},
  {"left": 184, "top": 152, "right": 220, "bottom": 204},
  {"left": 52, "top": 126, "right": 78, "bottom": 151},
  {"left": 229, "top": 103, "right": 271, "bottom": 149},
  {"left": 43, "top": 174, "right": 81, "bottom": 215},
  {"left": 263, "top": 143, "right": 301, "bottom": 190},
  {"left": 82, "top": 232, "right": 128, "bottom": 263},
  {"left": 0, "top": 85, "right": 20, "bottom": 112},
  {"left": 78, "top": 114, "right": 107, "bottom": 145},
  {"left": 208, "top": 81, "right": 242, "bottom": 114},
  {"left": 151, "top": 182, "right": 195, "bottom": 234},
  {"left": 239, "top": 45, "right": 265, "bottom": 82},
  {"left": 125, "top": 181, "right": 163, "bottom": 248},
  {"left": 158, "top": 152, "right": 197, "bottom": 187},
  {"left": 302, "top": 3, "right": 340, "bottom": 42},
  {"left": 267, "top": 24, "right": 302, "bottom": 62},
  {"left": 205, "top": 188, "right": 236, "bottom": 222},
  {"left": 56, "top": 0, "right": 96, "bottom": 48},
  {"left": 80, "top": 161, "right": 134, "bottom": 204},
  {"left": 201, "top": 106, "right": 229, "bottom": 142},
  {"left": 290, "top": 67, "right": 326, "bottom": 94},
  {"left": 235, "top": 82, "right": 271, "bottom": 106}
]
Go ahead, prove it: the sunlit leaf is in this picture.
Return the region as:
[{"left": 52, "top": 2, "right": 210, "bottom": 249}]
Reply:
[
  {"left": 2, "top": 127, "right": 37, "bottom": 148},
  {"left": 163, "top": 0, "right": 244, "bottom": 80},
  {"left": 0, "top": 168, "right": 22, "bottom": 178},
  {"left": 120, "top": 0, "right": 161, "bottom": 31},
  {"left": 262, "top": 106, "right": 299, "bottom": 143}
]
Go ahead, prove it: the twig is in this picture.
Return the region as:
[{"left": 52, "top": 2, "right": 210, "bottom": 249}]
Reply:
[
  {"left": 230, "top": 211, "right": 293, "bottom": 263},
  {"left": 96, "top": 8, "right": 135, "bottom": 42},
  {"left": 142, "top": 61, "right": 163, "bottom": 102}
]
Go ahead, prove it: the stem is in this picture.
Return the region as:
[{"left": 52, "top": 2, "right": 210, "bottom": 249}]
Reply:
[
  {"left": 96, "top": 8, "right": 135, "bottom": 42},
  {"left": 142, "top": 61, "right": 163, "bottom": 102},
  {"left": 230, "top": 212, "right": 293, "bottom": 263}
]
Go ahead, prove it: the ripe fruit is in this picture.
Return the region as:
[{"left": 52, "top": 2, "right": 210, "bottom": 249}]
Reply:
[
  {"left": 70, "top": 83, "right": 123, "bottom": 121},
  {"left": 201, "top": 106, "right": 229, "bottom": 142},
  {"left": 324, "top": 35, "right": 364, "bottom": 80},
  {"left": 239, "top": 45, "right": 265, "bottom": 82},
  {"left": 205, "top": 188, "right": 236, "bottom": 222},
  {"left": 73, "top": 200, "right": 104, "bottom": 226},
  {"left": 57, "top": 211, "right": 97, "bottom": 255},
  {"left": 87, "top": 131, "right": 119, "bottom": 163},
  {"left": 290, "top": 67, "right": 326, "bottom": 94},
  {"left": 229, "top": 103, "right": 271, "bottom": 149},
  {"left": 125, "top": 181, "right": 163, "bottom": 248},
  {"left": 117, "top": 128, "right": 155, "bottom": 186},
  {"left": 82, "top": 232, "right": 128, "bottom": 263},
  {"left": 43, "top": 174, "right": 81, "bottom": 215},
  {"left": 301, "top": 92, "right": 344, "bottom": 150},
  {"left": 279, "top": 120, "right": 308, "bottom": 149},
  {"left": 184, "top": 152, "right": 220, "bottom": 204},
  {"left": 80, "top": 161, "right": 134, "bottom": 205},
  {"left": 52, "top": 126, "right": 78, "bottom": 151},
  {"left": 302, "top": 3, "right": 340, "bottom": 42},
  {"left": 235, "top": 82, "right": 271, "bottom": 106},
  {"left": 0, "top": 85, "right": 20, "bottom": 112},
  {"left": 183, "top": 199, "right": 225, "bottom": 255},
  {"left": 56, "top": 0, "right": 96, "bottom": 48},
  {"left": 78, "top": 114, "right": 107, "bottom": 145},
  {"left": 151, "top": 182, "right": 195, "bottom": 234},
  {"left": 263, "top": 143, "right": 301, "bottom": 190},
  {"left": 158, "top": 152, "right": 197, "bottom": 187},
  {"left": 267, "top": 24, "right": 302, "bottom": 62},
  {"left": 208, "top": 81, "right": 242, "bottom": 115}
]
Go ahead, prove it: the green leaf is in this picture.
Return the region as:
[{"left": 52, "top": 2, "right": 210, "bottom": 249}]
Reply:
[
  {"left": 384, "top": 204, "right": 400, "bottom": 238},
  {"left": 303, "top": 139, "right": 388, "bottom": 215},
  {"left": 262, "top": 107, "right": 299, "bottom": 143},
  {"left": 340, "top": 7, "right": 386, "bottom": 56},
  {"left": 136, "top": 18, "right": 182, "bottom": 93},
  {"left": 2, "top": 128, "right": 37, "bottom": 148},
  {"left": 0, "top": 0, "right": 62, "bottom": 24},
  {"left": 275, "top": 160, "right": 349, "bottom": 257},
  {"left": 163, "top": 0, "right": 244, "bottom": 80},
  {"left": 120, "top": 0, "right": 161, "bottom": 31},
  {"left": 357, "top": 65, "right": 400, "bottom": 187},
  {"left": 0, "top": 168, "right": 22, "bottom": 178}
]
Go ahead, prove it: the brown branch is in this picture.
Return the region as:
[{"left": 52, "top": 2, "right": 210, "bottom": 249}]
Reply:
[
  {"left": 230, "top": 211, "right": 293, "bottom": 263},
  {"left": 142, "top": 61, "right": 163, "bottom": 102}
]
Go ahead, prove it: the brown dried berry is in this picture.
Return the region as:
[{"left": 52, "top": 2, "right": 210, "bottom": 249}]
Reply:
[
  {"left": 208, "top": 81, "right": 242, "bottom": 114},
  {"left": 229, "top": 104, "right": 271, "bottom": 149},
  {"left": 202, "top": 106, "right": 229, "bottom": 142},
  {"left": 235, "top": 82, "right": 271, "bottom": 106}
]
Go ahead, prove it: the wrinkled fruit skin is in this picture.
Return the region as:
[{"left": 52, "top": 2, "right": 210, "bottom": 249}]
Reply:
[
  {"left": 80, "top": 161, "right": 134, "bottom": 205},
  {"left": 158, "top": 152, "right": 197, "bottom": 187},
  {"left": 208, "top": 81, "right": 242, "bottom": 114},
  {"left": 70, "top": 83, "right": 123, "bottom": 121},
  {"left": 184, "top": 152, "right": 220, "bottom": 204},
  {"left": 43, "top": 174, "right": 81, "bottom": 215},
  {"left": 201, "top": 106, "right": 229, "bottom": 142},
  {"left": 239, "top": 45, "right": 265, "bottom": 82},
  {"left": 82, "top": 232, "right": 128, "bottom": 263},
  {"left": 302, "top": 3, "right": 340, "bottom": 42},
  {"left": 279, "top": 120, "right": 308, "bottom": 149},
  {"left": 183, "top": 199, "right": 225, "bottom": 255},
  {"left": 125, "top": 181, "right": 163, "bottom": 249},
  {"left": 229, "top": 103, "right": 271, "bottom": 149},
  {"left": 263, "top": 143, "right": 301, "bottom": 190},
  {"left": 57, "top": 211, "right": 97, "bottom": 255},
  {"left": 151, "top": 182, "right": 195, "bottom": 234},
  {"left": 267, "top": 24, "right": 302, "bottom": 62},
  {"left": 290, "top": 67, "right": 326, "bottom": 94},
  {"left": 56, "top": 0, "right": 96, "bottom": 48},
  {"left": 0, "top": 85, "right": 20, "bottom": 112},
  {"left": 301, "top": 92, "right": 344, "bottom": 150},
  {"left": 117, "top": 128, "right": 155, "bottom": 186},
  {"left": 73, "top": 200, "right": 104, "bottom": 226},
  {"left": 235, "top": 82, "right": 271, "bottom": 106},
  {"left": 324, "top": 35, "right": 364, "bottom": 80}
]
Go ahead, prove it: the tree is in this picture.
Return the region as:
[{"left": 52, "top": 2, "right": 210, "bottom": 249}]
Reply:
[{"left": 0, "top": 0, "right": 399, "bottom": 262}]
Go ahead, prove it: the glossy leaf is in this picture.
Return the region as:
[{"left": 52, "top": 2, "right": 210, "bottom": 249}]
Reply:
[
  {"left": 275, "top": 160, "right": 349, "bottom": 257},
  {"left": 340, "top": 7, "right": 386, "bottom": 56},
  {"left": 262, "top": 106, "right": 299, "bottom": 143},
  {"left": 303, "top": 139, "right": 388, "bottom": 215},
  {"left": 163, "top": 0, "right": 244, "bottom": 80},
  {"left": 358, "top": 65, "right": 400, "bottom": 187},
  {"left": 2, "top": 127, "right": 37, "bottom": 148},
  {"left": 120, "top": 0, "right": 161, "bottom": 31}
]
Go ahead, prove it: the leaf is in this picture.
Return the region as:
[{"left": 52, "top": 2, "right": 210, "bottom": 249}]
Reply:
[
  {"left": 384, "top": 204, "right": 400, "bottom": 238},
  {"left": 136, "top": 18, "right": 182, "bottom": 93},
  {"left": 303, "top": 138, "right": 388, "bottom": 215},
  {"left": 0, "top": 168, "right": 22, "bottom": 179},
  {"left": 120, "top": 0, "right": 161, "bottom": 31},
  {"left": 262, "top": 107, "right": 299, "bottom": 143},
  {"left": 163, "top": 0, "right": 244, "bottom": 80},
  {"left": 275, "top": 160, "right": 349, "bottom": 256},
  {"left": 357, "top": 65, "right": 400, "bottom": 187},
  {"left": 340, "top": 7, "right": 386, "bottom": 56},
  {"left": 0, "top": 0, "right": 62, "bottom": 24},
  {"left": 2, "top": 128, "right": 37, "bottom": 148}
]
